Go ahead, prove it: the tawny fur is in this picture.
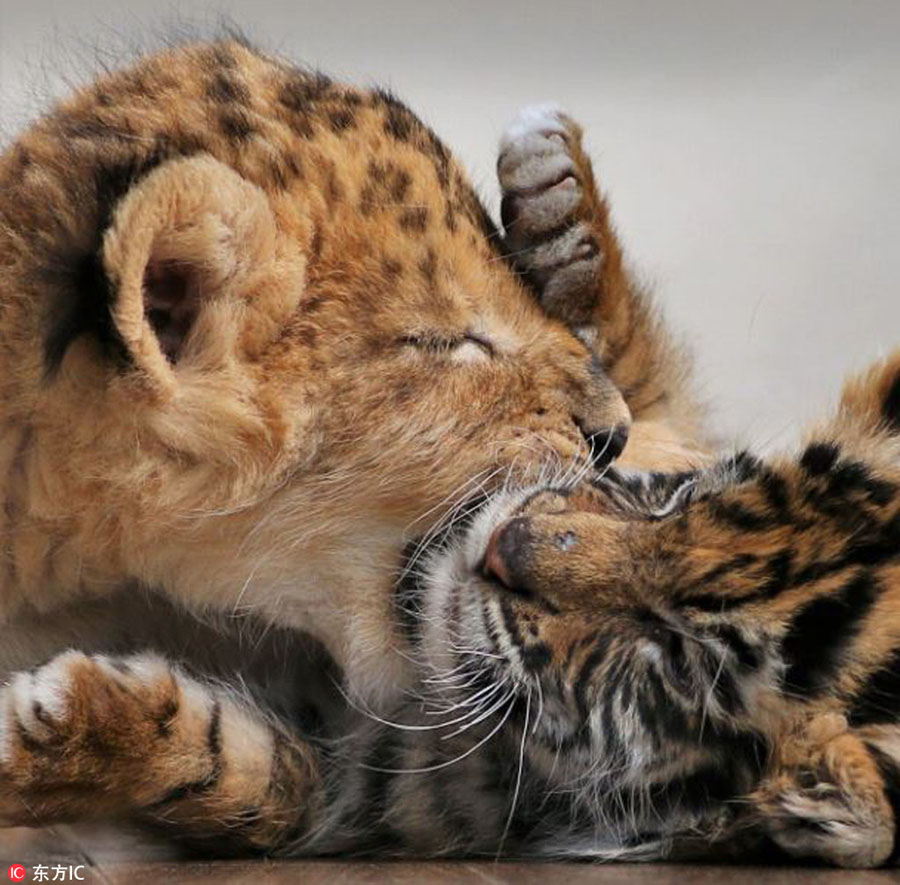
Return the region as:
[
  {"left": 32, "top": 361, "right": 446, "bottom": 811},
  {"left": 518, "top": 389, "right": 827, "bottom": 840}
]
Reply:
[
  {"left": 6, "top": 39, "right": 897, "bottom": 871},
  {"left": 0, "top": 41, "right": 702, "bottom": 709}
]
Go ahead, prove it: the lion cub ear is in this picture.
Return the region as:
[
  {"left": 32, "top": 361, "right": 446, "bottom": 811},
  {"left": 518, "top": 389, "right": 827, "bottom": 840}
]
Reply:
[{"left": 101, "top": 154, "right": 304, "bottom": 390}]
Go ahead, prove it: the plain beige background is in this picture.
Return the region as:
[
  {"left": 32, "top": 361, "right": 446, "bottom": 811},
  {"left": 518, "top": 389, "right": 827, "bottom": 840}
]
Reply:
[{"left": 1, "top": 0, "right": 898, "bottom": 450}]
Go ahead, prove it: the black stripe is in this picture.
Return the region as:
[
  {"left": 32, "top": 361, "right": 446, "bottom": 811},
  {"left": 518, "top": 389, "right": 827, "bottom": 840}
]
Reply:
[
  {"left": 728, "top": 451, "right": 763, "bottom": 482},
  {"left": 562, "top": 629, "right": 598, "bottom": 672},
  {"left": 150, "top": 774, "right": 218, "bottom": 807},
  {"left": 683, "top": 548, "right": 797, "bottom": 613},
  {"left": 353, "top": 728, "right": 402, "bottom": 838},
  {"left": 155, "top": 695, "right": 180, "bottom": 737},
  {"left": 636, "top": 665, "right": 690, "bottom": 745},
  {"left": 394, "top": 540, "right": 426, "bottom": 644},
  {"left": 788, "top": 512, "right": 900, "bottom": 588},
  {"left": 207, "top": 699, "right": 223, "bottom": 758},
  {"left": 678, "top": 554, "right": 760, "bottom": 612},
  {"left": 149, "top": 698, "right": 223, "bottom": 807},
  {"left": 659, "top": 627, "right": 694, "bottom": 699},
  {"left": 758, "top": 468, "right": 792, "bottom": 522},
  {"left": 827, "top": 461, "right": 895, "bottom": 506},
  {"left": 572, "top": 633, "right": 612, "bottom": 723},
  {"left": 848, "top": 647, "right": 900, "bottom": 726},
  {"left": 708, "top": 498, "right": 776, "bottom": 532},
  {"left": 698, "top": 645, "right": 742, "bottom": 717},
  {"left": 709, "top": 623, "right": 762, "bottom": 672},
  {"left": 633, "top": 671, "right": 661, "bottom": 750},
  {"left": 760, "top": 548, "right": 794, "bottom": 598},
  {"left": 792, "top": 513, "right": 900, "bottom": 588},
  {"left": 783, "top": 570, "right": 879, "bottom": 696},
  {"left": 520, "top": 641, "right": 552, "bottom": 673},
  {"left": 597, "top": 654, "right": 627, "bottom": 760},
  {"left": 481, "top": 598, "right": 504, "bottom": 656},
  {"left": 498, "top": 598, "right": 525, "bottom": 649},
  {"left": 845, "top": 513, "right": 900, "bottom": 568}
]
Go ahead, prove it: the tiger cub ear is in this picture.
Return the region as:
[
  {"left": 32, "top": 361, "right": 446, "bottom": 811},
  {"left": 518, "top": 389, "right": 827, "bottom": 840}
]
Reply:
[{"left": 101, "top": 154, "right": 305, "bottom": 392}]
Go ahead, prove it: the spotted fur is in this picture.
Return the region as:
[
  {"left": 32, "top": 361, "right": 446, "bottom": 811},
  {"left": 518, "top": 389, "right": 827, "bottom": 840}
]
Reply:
[
  {"left": 0, "top": 42, "right": 698, "bottom": 693},
  {"left": 3, "top": 39, "right": 893, "bottom": 867}
]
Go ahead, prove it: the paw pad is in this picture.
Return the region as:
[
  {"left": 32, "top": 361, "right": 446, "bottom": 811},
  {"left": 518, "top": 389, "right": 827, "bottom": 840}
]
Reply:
[
  {"left": 6, "top": 651, "right": 83, "bottom": 749},
  {"left": 498, "top": 105, "right": 601, "bottom": 322}
]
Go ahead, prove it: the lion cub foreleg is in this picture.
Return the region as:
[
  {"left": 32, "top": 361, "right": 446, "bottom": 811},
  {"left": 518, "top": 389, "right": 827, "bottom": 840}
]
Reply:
[
  {"left": 497, "top": 105, "right": 709, "bottom": 466},
  {"left": 0, "top": 651, "right": 320, "bottom": 854}
]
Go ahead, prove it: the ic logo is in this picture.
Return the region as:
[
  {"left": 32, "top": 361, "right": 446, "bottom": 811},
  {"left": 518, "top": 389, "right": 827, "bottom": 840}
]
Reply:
[{"left": 7, "top": 866, "right": 26, "bottom": 882}]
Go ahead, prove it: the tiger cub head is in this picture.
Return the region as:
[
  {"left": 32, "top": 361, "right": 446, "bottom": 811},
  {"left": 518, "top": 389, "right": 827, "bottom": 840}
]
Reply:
[
  {"left": 414, "top": 352, "right": 900, "bottom": 816},
  {"left": 0, "top": 40, "right": 629, "bottom": 700}
]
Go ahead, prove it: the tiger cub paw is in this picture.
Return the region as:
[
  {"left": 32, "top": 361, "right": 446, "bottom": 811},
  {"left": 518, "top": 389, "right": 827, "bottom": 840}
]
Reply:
[
  {"left": 754, "top": 714, "right": 895, "bottom": 868},
  {"left": 497, "top": 104, "right": 602, "bottom": 326},
  {"left": 0, "top": 651, "right": 208, "bottom": 825}
]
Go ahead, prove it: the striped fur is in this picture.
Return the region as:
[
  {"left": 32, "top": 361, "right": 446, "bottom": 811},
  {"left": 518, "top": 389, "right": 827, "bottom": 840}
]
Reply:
[{"left": 411, "top": 352, "right": 900, "bottom": 866}]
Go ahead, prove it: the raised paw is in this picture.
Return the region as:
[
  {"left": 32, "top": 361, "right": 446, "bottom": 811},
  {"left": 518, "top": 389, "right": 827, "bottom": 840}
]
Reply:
[
  {"left": 498, "top": 104, "right": 609, "bottom": 327},
  {"left": 0, "top": 650, "right": 214, "bottom": 825},
  {"left": 754, "top": 714, "right": 895, "bottom": 868},
  {"left": 497, "top": 104, "right": 704, "bottom": 444}
]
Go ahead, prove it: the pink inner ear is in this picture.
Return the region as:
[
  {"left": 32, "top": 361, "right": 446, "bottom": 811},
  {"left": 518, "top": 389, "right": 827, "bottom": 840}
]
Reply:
[{"left": 143, "top": 261, "right": 200, "bottom": 362}]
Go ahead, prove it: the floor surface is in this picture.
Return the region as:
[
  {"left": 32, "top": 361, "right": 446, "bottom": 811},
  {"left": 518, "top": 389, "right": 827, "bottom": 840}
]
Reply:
[{"left": 2, "top": 826, "right": 898, "bottom": 884}]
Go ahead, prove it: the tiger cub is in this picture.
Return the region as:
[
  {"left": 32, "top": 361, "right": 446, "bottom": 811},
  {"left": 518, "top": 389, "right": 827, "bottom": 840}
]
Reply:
[{"left": 417, "top": 350, "right": 899, "bottom": 867}]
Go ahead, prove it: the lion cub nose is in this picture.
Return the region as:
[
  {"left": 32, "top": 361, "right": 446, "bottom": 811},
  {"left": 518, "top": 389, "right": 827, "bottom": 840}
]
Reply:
[
  {"left": 483, "top": 517, "right": 532, "bottom": 593},
  {"left": 582, "top": 423, "right": 629, "bottom": 469}
]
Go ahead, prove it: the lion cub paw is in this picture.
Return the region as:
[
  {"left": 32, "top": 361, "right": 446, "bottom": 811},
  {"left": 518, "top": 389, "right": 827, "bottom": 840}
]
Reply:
[
  {"left": 0, "top": 651, "right": 210, "bottom": 824},
  {"left": 497, "top": 104, "right": 602, "bottom": 324},
  {"left": 754, "top": 714, "right": 895, "bottom": 868}
]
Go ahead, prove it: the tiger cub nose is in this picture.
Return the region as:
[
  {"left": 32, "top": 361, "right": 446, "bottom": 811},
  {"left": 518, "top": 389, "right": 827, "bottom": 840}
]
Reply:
[{"left": 483, "top": 517, "right": 532, "bottom": 594}]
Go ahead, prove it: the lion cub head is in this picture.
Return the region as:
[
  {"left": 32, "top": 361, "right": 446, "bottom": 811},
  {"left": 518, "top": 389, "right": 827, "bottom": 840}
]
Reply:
[{"left": 0, "top": 41, "right": 629, "bottom": 702}]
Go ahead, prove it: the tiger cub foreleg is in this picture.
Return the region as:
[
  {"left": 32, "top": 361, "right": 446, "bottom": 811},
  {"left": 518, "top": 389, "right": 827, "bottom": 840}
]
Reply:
[
  {"left": 753, "top": 714, "right": 899, "bottom": 868},
  {"left": 497, "top": 106, "right": 707, "bottom": 465},
  {"left": 0, "top": 651, "right": 320, "bottom": 854}
]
